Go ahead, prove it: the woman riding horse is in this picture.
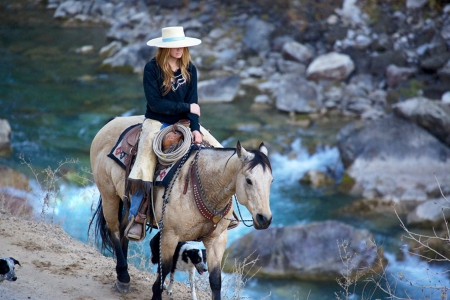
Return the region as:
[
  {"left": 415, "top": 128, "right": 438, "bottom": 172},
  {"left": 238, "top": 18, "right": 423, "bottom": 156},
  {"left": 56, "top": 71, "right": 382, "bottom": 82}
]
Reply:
[{"left": 126, "top": 26, "right": 237, "bottom": 241}]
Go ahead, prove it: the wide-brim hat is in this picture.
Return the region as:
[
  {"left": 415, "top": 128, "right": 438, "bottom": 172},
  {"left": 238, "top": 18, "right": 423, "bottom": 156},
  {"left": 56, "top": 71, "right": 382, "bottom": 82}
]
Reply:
[{"left": 147, "top": 26, "right": 201, "bottom": 48}]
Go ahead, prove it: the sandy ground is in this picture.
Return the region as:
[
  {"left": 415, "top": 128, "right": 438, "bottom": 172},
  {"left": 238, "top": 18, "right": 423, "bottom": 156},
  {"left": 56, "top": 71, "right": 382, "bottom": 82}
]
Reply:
[{"left": 0, "top": 211, "right": 204, "bottom": 300}]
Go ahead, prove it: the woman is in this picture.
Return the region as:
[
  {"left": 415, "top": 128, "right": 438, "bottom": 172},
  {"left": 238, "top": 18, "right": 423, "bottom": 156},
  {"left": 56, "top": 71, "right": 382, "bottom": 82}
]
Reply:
[{"left": 125, "top": 26, "right": 229, "bottom": 241}]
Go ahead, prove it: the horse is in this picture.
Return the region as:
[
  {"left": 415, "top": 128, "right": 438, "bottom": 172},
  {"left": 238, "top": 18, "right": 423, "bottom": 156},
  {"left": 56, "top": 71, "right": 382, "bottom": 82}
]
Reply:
[{"left": 89, "top": 115, "right": 273, "bottom": 300}]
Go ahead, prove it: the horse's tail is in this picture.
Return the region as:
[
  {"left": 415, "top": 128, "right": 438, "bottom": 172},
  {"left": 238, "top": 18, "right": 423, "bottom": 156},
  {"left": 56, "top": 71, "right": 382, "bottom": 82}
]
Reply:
[{"left": 88, "top": 195, "right": 116, "bottom": 254}]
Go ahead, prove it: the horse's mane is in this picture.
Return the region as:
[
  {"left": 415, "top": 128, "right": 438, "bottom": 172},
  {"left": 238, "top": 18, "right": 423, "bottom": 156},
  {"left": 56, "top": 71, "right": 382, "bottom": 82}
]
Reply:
[{"left": 199, "top": 147, "right": 272, "bottom": 173}]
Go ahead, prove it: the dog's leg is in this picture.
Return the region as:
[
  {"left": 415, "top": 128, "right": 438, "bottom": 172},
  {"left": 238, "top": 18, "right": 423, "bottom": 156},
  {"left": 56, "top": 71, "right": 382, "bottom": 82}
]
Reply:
[
  {"left": 189, "top": 267, "right": 197, "bottom": 300},
  {"left": 166, "top": 271, "right": 174, "bottom": 295}
]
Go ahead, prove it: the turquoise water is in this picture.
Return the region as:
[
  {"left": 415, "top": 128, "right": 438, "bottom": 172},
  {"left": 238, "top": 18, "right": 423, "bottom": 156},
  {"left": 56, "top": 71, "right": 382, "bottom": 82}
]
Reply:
[{"left": 1, "top": 3, "right": 449, "bottom": 299}]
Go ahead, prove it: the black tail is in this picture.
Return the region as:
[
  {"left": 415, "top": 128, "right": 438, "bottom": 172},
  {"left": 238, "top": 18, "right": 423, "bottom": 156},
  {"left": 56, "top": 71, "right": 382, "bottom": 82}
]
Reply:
[{"left": 88, "top": 195, "right": 121, "bottom": 254}]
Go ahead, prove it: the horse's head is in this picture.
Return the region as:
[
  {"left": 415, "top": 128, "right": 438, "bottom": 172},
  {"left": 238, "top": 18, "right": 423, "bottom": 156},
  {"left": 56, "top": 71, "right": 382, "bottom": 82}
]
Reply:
[{"left": 235, "top": 141, "right": 273, "bottom": 230}]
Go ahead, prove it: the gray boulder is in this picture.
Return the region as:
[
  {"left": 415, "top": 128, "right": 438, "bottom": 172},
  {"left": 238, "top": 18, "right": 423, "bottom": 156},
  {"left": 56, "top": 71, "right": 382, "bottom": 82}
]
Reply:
[
  {"left": 306, "top": 52, "right": 355, "bottom": 81},
  {"left": 393, "top": 97, "right": 450, "bottom": 148},
  {"left": 337, "top": 115, "right": 450, "bottom": 212},
  {"left": 0, "top": 119, "right": 12, "bottom": 156},
  {"left": 275, "top": 75, "right": 321, "bottom": 113},
  {"left": 407, "top": 198, "right": 450, "bottom": 228},
  {"left": 197, "top": 75, "right": 240, "bottom": 103},
  {"left": 223, "top": 220, "right": 384, "bottom": 280}
]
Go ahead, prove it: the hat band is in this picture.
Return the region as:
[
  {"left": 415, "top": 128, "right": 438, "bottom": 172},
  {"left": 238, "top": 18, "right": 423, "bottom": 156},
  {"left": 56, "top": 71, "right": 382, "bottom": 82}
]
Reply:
[{"left": 162, "top": 36, "right": 186, "bottom": 43}]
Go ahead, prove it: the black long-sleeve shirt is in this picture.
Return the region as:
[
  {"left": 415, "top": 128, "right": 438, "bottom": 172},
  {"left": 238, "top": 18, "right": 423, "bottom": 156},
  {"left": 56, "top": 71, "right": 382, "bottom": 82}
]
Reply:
[{"left": 143, "top": 58, "right": 200, "bottom": 132}]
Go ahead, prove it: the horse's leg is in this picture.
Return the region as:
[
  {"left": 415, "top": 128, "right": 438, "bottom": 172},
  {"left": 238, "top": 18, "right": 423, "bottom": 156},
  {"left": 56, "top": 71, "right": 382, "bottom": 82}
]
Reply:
[
  {"left": 102, "top": 192, "right": 130, "bottom": 293},
  {"left": 151, "top": 233, "right": 179, "bottom": 300},
  {"left": 204, "top": 233, "right": 228, "bottom": 300}
]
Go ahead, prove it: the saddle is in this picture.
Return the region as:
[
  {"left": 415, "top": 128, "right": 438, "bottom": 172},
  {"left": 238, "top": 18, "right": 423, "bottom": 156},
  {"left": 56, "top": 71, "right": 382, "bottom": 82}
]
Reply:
[{"left": 121, "top": 124, "right": 142, "bottom": 156}]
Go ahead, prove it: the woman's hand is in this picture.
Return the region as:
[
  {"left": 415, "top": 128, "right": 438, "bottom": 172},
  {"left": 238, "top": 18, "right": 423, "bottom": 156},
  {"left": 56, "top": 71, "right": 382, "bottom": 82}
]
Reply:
[
  {"left": 192, "top": 130, "right": 203, "bottom": 144},
  {"left": 190, "top": 103, "right": 201, "bottom": 116}
]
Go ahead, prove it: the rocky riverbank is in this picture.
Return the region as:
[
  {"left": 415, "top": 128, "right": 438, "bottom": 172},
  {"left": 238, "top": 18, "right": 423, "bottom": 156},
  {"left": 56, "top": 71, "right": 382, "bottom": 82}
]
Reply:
[{"left": 2, "top": 0, "right": 450, "bottom": 283}]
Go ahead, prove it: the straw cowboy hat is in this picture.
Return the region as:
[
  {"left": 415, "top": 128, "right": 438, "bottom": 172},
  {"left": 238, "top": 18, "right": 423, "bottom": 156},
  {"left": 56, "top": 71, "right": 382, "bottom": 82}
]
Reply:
[{"left": 147, "top": 26, "right": 201, "bottom": 48}]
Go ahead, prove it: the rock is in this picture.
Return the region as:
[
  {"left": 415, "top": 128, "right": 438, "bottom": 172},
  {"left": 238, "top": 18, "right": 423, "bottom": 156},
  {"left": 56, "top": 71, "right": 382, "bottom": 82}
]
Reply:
[
  {"left": 281, "top": 41, "right": 313, "bottom": 64},
  {"left": 407, "top": 198, "right": 450, "bottom": 228},
  {"left": 197, "top": 75, "right": 240, "bottom": 103},
  {"left": 53, "top": 0, "right": 84, "bottom": 19},
  {"left": 275, "top": 75, "right": 321, "bottom": 113},
  {"left": 101, "top": 43, "right": 155, "bottom": 73},
  {"left": 223, "top": 220, "right": 385, "bottom": 280},
  {"left": 99, "top": 41, "right": 122, "bottom": 58},
  {"left": 442, "top": 91, "right": 450, "bottom": 104},
  {"left": 392, "top": 96, "right": 450, "bottom": 148},
  {"left": 369, "top": 50, "right": 407, "bottom": 77},
  {"left": 0, "top": 166, "right": 33, "bottom": 216},
  {"left": 0, "top": 119, "right": 12, "bottom": 156},
  {"left": 300, "top": 170, "right": 335, "bottom": 187},
  {"left": 336, "top": 115, "right": 450, "bottom": 212},
  {"left": 406, "top": 0, "right": 428, "bottom": 10},
  {"left": 306, "top": 52, "right": 355, "bottom": 81},
  {"left": 386, "top": 64, "right": 418, "bottom": 88},
  {"left": 242, "top": 16, "right": 275, "bottom": 56}
]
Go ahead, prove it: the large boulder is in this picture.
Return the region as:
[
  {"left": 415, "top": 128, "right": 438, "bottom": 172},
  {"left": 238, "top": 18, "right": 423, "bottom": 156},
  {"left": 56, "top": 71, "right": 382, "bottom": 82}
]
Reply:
[
  {"left": 306, "top": 52, "right": 355, "bottom": 81},
  {"left": 337, "top": 115, "right": 450, "bottom": 213},
  {"left": 407, "top": 198, "right": 450, "bottom": 228},
  {"left": 393, "top": 97, "right": 450, "bottom": 148},
  {"left": 197, "top": 75, "right": 241, "bottom": 103},
  {"left": 223, "top": 220, "right": 384, "bottom": 281},
  {"left": 275, "top": 75, "right": 321, "bottom": 113},
  {"left": 0, "top": 119, "right": 12, "bottom": 156}
]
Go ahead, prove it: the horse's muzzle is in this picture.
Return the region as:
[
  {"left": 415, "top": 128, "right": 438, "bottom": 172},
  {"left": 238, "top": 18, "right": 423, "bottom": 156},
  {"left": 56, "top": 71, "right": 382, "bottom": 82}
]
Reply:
[{"left": 254, "top": 213, "right": 272, "bottom": 229}]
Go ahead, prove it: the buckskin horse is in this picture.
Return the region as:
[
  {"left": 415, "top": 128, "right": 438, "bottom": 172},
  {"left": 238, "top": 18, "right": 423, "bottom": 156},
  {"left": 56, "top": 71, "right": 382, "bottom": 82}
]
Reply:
[{"left": 89, "top": 115, "right": 273, "bottom": 300}]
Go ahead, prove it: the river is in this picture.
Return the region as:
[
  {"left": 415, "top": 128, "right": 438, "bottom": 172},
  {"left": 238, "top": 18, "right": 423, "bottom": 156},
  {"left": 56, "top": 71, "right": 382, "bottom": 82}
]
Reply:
[{"left": 1, "top": 3, "right": 448, "bottom": 299}]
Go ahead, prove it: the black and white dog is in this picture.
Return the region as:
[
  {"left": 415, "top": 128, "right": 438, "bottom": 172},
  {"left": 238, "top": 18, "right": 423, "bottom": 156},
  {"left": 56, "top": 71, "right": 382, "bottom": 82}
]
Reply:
[
  {"left": 150, "top": 232, "right": 207, "bottom": 300},
  {"left": 0, "top": 257, "right": 21, "bottom": 283}
]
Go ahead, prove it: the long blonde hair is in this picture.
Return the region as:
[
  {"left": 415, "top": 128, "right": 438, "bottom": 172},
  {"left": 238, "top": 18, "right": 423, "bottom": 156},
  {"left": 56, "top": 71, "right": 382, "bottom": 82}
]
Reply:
[{"left": 155, "top": 48, "right": 192, "bottom": 96}]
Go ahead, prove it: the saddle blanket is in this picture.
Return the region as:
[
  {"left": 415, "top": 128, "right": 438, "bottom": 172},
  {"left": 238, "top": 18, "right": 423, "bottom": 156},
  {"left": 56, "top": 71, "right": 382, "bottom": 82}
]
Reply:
[
  {"left": 107, "top": 123, "right": 185, "bottom": 188},
  {"left": 107, "top": 123, "right": 141, "bottom": 170}
]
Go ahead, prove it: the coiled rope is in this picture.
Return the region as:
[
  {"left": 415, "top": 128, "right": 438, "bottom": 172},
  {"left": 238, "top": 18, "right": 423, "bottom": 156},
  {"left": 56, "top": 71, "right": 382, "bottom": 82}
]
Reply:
[{"left": 153, "top": 124, "right": 192, "bottom": 166}]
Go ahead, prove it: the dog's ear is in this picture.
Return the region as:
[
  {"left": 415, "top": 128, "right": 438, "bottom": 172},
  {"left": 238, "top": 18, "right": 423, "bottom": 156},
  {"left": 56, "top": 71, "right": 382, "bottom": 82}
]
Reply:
[
  {"left": 0, "top": 260, "right": 9, "bottom": 275},
  {"left": 11, "top": 258, "right": 21, "bottom": 266},
  {"left": 202, "top": 249, "right": 207, "bottom": 261}
]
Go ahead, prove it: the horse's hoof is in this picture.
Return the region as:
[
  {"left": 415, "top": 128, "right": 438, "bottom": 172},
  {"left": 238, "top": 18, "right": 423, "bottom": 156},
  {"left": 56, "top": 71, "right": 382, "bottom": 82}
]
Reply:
[{"left": 114, "top": 280, "right": 130, "bottom": 293}]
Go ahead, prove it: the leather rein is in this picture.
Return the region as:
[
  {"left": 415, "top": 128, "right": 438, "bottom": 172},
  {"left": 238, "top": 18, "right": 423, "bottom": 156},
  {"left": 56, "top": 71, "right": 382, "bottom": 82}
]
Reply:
[{"left": 183, "top": 148, "right": 233, "bottom": 238}]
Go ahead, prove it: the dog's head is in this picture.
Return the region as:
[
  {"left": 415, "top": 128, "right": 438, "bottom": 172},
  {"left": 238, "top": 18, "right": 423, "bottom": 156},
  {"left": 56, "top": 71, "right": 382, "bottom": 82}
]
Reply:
[
  {"left": 184, "top": 248, "right": 207, "bottom": 275},
  {"left": 0, "top": 257, "right": 21, "bottom": 283}
]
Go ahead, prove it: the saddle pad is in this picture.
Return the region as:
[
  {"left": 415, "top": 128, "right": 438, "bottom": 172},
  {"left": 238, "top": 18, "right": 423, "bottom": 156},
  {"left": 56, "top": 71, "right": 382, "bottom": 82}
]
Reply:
[{"left": 107, "top": 123, "right": 142, "bottom": 170}]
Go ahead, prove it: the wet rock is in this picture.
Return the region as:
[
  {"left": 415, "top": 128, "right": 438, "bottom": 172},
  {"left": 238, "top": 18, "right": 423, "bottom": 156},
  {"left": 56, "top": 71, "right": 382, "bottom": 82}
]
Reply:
[
  {"left": 407, "top": 198, "right": 450, "bottom": 228},
  {"left": 0, "top": 119, "right": 12, "bottom": 156},
  {"left": 223, "top": 220, "right": 385, "bottom": 280},
  {"left": 306, "top": 52, "right": 355, "bottom": 81},
  {"left": 300, "top": 170, "right": 335, "bottom": 188},
  {"left": 392, "top": 96, "right": 450, "bottom": 147},
  {"left": 336, "top": 115, "right": 450, "bottom": 212}
]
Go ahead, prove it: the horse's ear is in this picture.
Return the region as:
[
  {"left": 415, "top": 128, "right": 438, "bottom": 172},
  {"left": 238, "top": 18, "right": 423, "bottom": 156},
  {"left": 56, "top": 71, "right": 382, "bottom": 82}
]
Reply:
[
  {"left": 236, "top": 141, "right": 249, "bottom": 159},
  {"left": 259, "top": 142, "right": 268, "bottom": 156}
]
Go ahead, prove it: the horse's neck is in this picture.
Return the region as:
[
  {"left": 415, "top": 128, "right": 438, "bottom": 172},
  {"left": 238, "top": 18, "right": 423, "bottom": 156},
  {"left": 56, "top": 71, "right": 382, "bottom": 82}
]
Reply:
[{"left": 197, "top": 149, "right": 239, "bottom": 208}]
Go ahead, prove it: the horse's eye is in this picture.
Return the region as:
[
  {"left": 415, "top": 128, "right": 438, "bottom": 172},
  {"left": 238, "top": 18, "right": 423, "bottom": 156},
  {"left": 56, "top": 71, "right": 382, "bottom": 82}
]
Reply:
[{"left": 246, "top": 178, "right": 252, "bottom": 185}]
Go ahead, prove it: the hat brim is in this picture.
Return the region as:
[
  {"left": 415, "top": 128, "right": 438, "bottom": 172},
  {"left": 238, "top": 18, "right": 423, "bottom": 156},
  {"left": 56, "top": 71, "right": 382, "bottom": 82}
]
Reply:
[{"left": 147, "top": 37, "right": 202, "bottom": 48}]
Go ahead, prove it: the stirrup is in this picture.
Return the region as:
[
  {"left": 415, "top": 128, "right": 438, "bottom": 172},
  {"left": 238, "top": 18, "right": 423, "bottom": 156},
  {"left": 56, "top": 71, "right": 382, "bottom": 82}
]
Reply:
[{"left": 125, "top": 215, "right": 147, "bottom": 242}]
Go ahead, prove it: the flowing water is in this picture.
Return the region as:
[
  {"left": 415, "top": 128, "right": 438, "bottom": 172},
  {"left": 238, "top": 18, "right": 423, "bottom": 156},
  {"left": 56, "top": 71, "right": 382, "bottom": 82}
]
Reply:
[{"left": 1, "top": 3, "right": 449, "bottom": 299}]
